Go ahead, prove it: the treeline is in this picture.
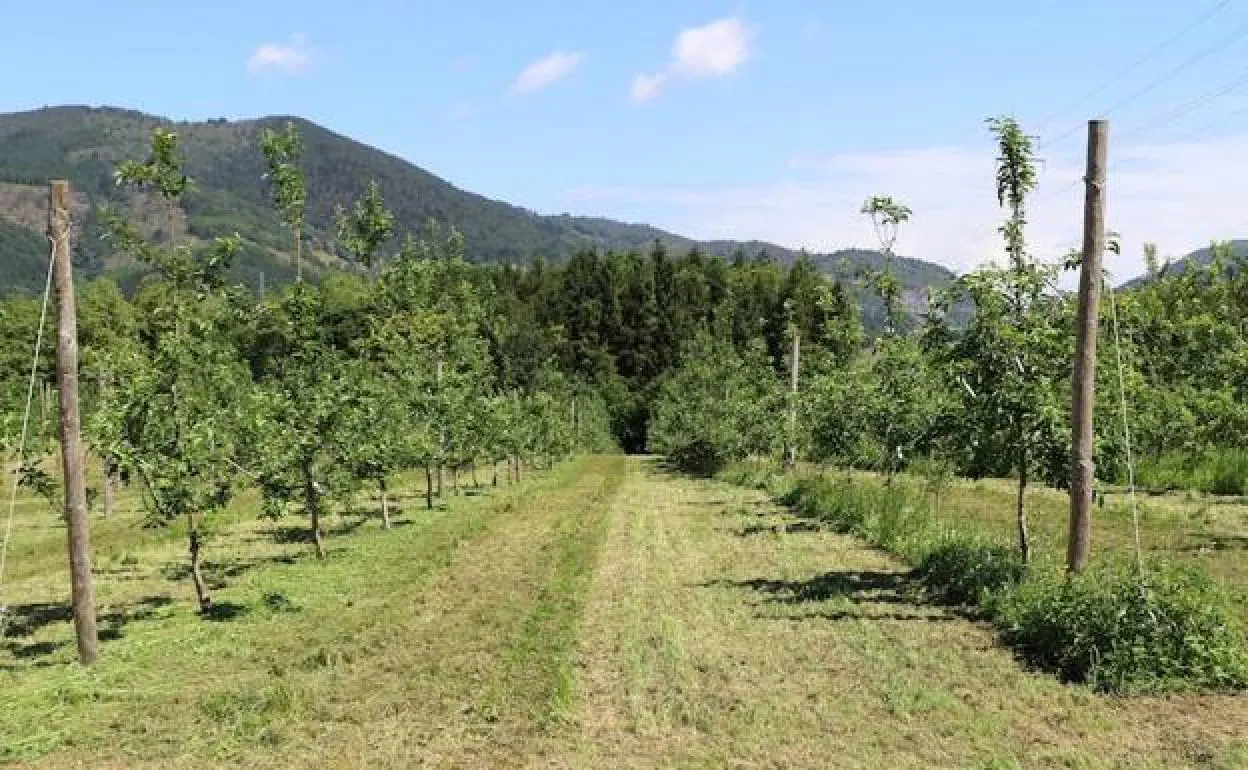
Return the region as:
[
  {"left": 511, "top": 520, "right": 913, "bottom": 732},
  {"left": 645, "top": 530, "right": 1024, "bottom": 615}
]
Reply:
[
  {"left": 648, "top": 242, "right": 1248, "bottom": 488},
  {"left": 489, "top": 245, "right": 862, "bottom": 451},
  {"left": 649, "top": 118, "right": 1248, "bottom": 513}
]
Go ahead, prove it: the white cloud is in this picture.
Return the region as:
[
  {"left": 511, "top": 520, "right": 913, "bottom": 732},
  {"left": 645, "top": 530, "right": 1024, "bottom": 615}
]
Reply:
[
  {"left": 672, "top": 17, "right": 750, "bottom": 77},
  {"left": 562, "top": 134, "right": 1248, "bottom": 284},
  {"left": 631, "top": 16, "right": 750, "bottom": 102},
  {"left": 247, "top": 34, "right": 311, "bottom": 76},
  {"left": 512, "top": 51, "right": 586, "bottom": 94},
  {"left": 631, "top": 72, "right": 667, "bottom": 102}
]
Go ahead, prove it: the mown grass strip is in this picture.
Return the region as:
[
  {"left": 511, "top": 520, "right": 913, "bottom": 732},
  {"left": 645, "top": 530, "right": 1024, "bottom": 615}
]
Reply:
[
  {"left": 0, "top": 462, "right": 577, "bottom": 764},
  {"left": 466, "top": 456, "right": 623, "bottom": 734}
]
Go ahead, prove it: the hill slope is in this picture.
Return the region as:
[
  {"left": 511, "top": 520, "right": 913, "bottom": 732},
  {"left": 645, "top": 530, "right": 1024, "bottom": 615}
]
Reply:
[
  {"left": 1120, "top": 239, "right": 1248, "bottom": 289},
  {"left": 0, "top": 105, "right": 956, "bottom": 300}
]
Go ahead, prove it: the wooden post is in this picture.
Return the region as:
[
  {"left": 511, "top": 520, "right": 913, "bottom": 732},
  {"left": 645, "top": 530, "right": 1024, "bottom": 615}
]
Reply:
[
  {"left": 783, "top": 330, "right": 801, "bottom": 469},
  {"left": 1068, "top": 120, "right": 1108, "bottom": 574},
  {"left": 49, "top": 180, "right": 99, "bottom": 664}
]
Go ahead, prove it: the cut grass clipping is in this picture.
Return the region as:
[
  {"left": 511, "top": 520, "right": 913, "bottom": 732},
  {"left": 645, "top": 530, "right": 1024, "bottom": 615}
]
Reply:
[{"left": 721, "top": 463, "right": 1248, "bottom": 695}]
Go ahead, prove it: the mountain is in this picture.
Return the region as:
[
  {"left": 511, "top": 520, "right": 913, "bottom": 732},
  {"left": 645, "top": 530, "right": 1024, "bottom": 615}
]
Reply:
[
  {"left": 1120, "top": 240, "right": 1248, "bottom": 289},
  {"left": 0, "top": 105, "right": 958, "bottom": 303}
]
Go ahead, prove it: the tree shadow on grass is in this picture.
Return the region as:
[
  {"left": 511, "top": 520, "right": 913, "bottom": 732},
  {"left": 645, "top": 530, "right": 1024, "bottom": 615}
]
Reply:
[
  {"left": 161, "top": 552, "right": 303, "bottom": 590},
  {"left": 0, "top": 602, "right": 72, "bottom": 637},
  {"left": 2, "top": 595, "right": 175, "bottom": 660},
  {"left": 720, "top": 569, "right": 918, "bottom": 604},
  {"left": 705, "top": 569, "right": 966, "bottom": 623},
  {"left": 267, "top": 516, "right": 372, "bottom": 544},
  {"left": 268, "top": 524, "right": 319, "bottom": 544},
  {"left": 201, "top": 601, "right": 249, "bottom": 622},
  {"left": 1178, "top": 533, "right": 1248, "bottom": 552},
  {"left": 328, "top": 517, "right": 371, "bottom": 537},
  {"left": 731, "top": 520, "right": 823, "bottom": 537}
]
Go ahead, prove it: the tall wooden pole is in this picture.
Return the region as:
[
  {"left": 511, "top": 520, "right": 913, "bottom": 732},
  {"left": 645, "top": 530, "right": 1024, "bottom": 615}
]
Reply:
[
  {"left": 49, "top": 180, "right": 99, "bottom": 663},
  {"left": 783, "top": 330, "right": 801, "bottom": 469},
  {"left": 1068, "top": 120, "right": 1108, "bottom": 574}
]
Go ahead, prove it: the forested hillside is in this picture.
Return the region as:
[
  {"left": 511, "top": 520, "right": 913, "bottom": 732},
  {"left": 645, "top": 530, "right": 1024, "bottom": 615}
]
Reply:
[{"left": 0, "top": 106, "right": 954, "bottom": 313}]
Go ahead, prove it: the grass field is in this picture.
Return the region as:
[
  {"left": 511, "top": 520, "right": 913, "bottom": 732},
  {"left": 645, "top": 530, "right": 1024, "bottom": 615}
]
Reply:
[
  {"left": 926, "top": 472, "right": 1248, "bottom": 599},
  {"left": 1, "top": 456, "right": 1246, "bottom": 768}
]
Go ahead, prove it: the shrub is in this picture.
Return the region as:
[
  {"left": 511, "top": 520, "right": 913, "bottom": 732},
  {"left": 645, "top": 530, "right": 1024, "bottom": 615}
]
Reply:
[
  {"left": 1202, "top": 449, "right": 1248, "bottom": 496},
  {"left": 1137, "top": 449, "right": 1248, "bottom": 496},
  {"left": 719, "top": 461, "right": 792, "bottom": 495},
  {"left": 778, "top": 475, "right": 937, "bottom": 563},
  {"left": 916, "top": 537, "right": 1026, "bottom": 606},
  {"left": 993, "top": 559, "right": 1248, "bottom": 693},
  {"left": 668, "top": 438, "right": 727, "bottom": 477},
  {"left": 649, "top": 336, "right": 784, "bottom": 476}
]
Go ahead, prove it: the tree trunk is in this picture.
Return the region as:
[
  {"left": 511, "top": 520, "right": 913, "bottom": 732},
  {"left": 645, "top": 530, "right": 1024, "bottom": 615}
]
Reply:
[
  {"left": 471, "top": 462, "right": 479, "bottom": 488},
  {"left": 436, "top": 464, "right": 443, "bottom": 497},
  {"left": 188, "top": 514, "right": 212, "bottom": 613},
  {"left": 425, "top": 464, "right": 434, "bottom": 509},
  {"left": 515, "top": 456, "right": 522, "bottom": 483},
  {"left": 1017, "top": 440, "right": 1031, "bottom": 564},
  {"left": 451, "top": 467, "right": 460, "bottom": 496},
  {"left": 100, "top": 464, "right": 114, "bottom": 518},
  {"left": 303, "top": 462, "right": 326, "bottom": 559},
  {"left": 50, "top": 179, "right": 98, "bottom": 664},
  {"left": 492, "top": 461, "right": 499, "bottom": 487},
  {"left": 379, "top": 477, "right": 391, "bottom": 530}
]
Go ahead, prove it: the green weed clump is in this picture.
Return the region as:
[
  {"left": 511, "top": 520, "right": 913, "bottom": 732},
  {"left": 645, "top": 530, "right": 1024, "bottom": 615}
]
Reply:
[
  {"left": 780, "top": 476, "right": 935, "bottom": 563},
  {"left": 719, "top": 461, "right": 794, "bottom": 497},
  {"left": 725, "top": 462, "right": 1248, "bottom": 695},
  {"left": 994, "top": 559, "right": 1248, "bottom": 693},
  {"left": 1136, "top": 448, "right": 1248, "bottom": 496},
  {"left": 915, "top": 537, "right": 1026, "bottom": 607}
]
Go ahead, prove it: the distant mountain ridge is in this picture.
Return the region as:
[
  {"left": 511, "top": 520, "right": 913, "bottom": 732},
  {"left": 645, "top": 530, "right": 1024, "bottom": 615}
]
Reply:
[
  {"left": 0, "top": 105, "right": 955, "bottom": 303},
  {"left": 1119, "top": 239, "right": 1248, "bottom": 289}
]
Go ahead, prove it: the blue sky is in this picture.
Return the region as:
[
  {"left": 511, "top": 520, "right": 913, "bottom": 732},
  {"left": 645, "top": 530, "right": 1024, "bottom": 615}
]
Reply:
[{"left": 5, "top": 0, "right": 1248, "bottom": 279}]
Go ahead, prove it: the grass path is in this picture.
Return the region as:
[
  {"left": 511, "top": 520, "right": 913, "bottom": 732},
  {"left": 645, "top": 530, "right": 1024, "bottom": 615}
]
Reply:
[
  {"left": 3, "top": 456, "right": 1247, "bottom": 768},
  {"left": 3, "top": 456, "right": 623, "bottom": 768},
  {"left": 548, "top": 460, "right": 1248, "bottom": 769}
]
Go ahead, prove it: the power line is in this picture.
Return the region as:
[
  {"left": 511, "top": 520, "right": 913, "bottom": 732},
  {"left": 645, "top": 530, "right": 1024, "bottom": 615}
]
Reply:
[
  {"left": 943, "top": 5, "right": 1248, "bottom": 270},
  {"left": 1115, "top": 66, "right": 1248, "bottom": 143},
  {"left": 1034, "top": 0, "right": 1234, "bottom": 132},
  {"left": 1167, "top": 100, "right": 1248, "bottom": 144},
  {"left": 1041, "top": 12, "right": 1248, "bottom": 149},
  {"left": 1099, "top": 16, "right": 1248, "bottom": 116}
]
